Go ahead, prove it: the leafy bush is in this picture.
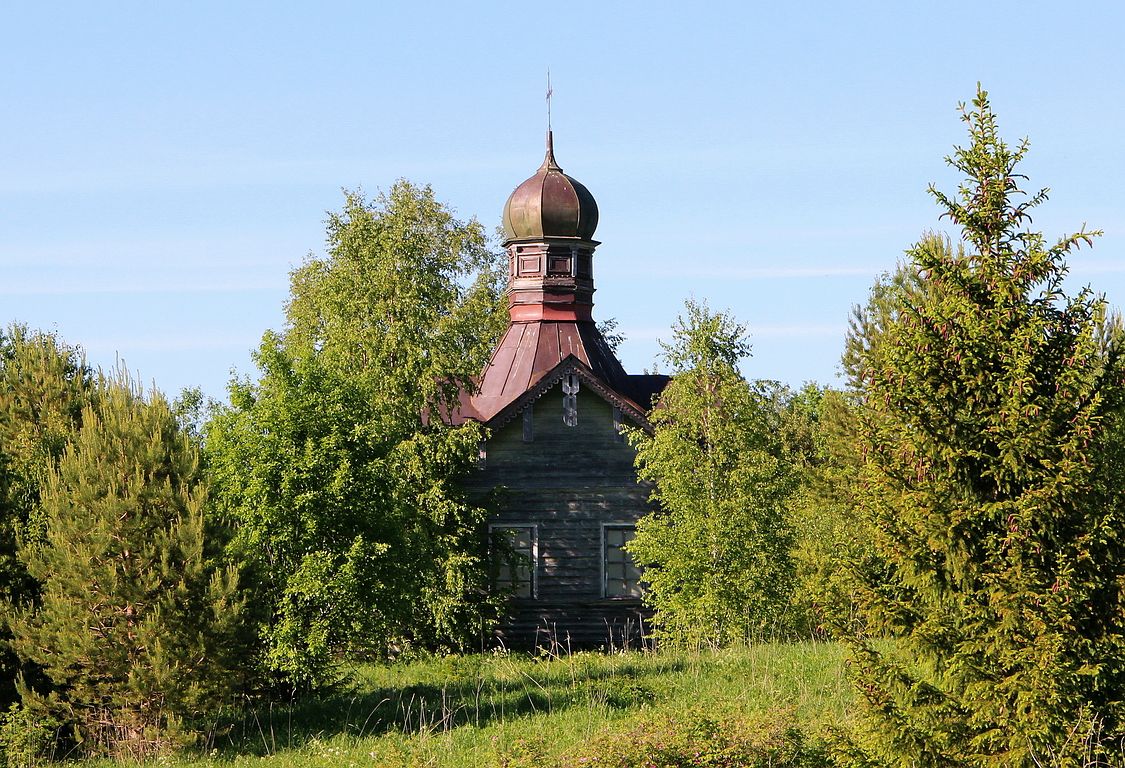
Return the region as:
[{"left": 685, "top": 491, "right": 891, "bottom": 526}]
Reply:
[
  {"left": 0, "top": 701, "right": 62, "bottom": 767},
  {"left": 629, "top": 301, "right": 798, "bottom": 646},
  {"left": 206, "top": 183, "right": 507, "bottom": 689},
  {"left": 781, "top": 386, "right": 875, "bottom": 639}
]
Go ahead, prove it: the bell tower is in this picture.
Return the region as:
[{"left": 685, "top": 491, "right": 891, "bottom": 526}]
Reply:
[
  {"left": 454, "top": 131, "right": 665, "bottom": 425},
  {"left": 501, "top": 132, "right": 600, "bottom": 322}
]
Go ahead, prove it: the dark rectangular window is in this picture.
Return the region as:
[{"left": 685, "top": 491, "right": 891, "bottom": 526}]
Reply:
[
  {"left": 548, "top": 255, "right": 572, "bottom": 275},
  {"left": 612, "top": 406, "right": 626, "bottom": 443},
  {"left": 491, "top": 525, "right": 536, "bottom": 599},
  {"left": 603, "top": 524, "right": 642, "bottom": 598}
]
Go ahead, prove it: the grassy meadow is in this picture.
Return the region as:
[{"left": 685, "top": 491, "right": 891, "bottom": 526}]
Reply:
[{"left": 126, "top": 641, "right": 852, "bottom": 768}]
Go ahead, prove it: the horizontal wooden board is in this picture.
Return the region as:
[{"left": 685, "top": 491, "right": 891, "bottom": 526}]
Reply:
[{"left": 466, "top": 386, "right": 660, "bottom": 646}]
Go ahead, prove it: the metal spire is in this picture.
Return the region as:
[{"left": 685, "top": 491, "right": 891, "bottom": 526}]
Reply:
[{"left": 542, "top": 70, "right": 560, "bottom": 171}]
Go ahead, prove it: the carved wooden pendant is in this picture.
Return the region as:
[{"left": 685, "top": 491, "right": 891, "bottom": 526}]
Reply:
[{"left": 562, "top": 372, "right": 579, "bottom": 427}]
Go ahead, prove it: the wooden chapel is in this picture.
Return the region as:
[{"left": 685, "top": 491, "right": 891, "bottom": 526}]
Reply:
[{"left": 451, "top": 132, "right": 668, "bottom": 648}]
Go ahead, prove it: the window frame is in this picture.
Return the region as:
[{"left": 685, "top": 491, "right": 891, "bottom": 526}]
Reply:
[
  {"left": 601, "top": 522, "right": 642, "bottom": 599},
  {"left": 612, "top": 406, "right": 627, "bottom": 443},
  {"left": 489, "top": 523, "right": 538, "bottom": 599}
]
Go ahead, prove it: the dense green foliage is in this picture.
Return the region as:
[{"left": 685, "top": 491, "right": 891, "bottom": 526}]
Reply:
[
  {"left": 205, "top": 182, "right": 507, "bottom": 689},
  {"left": 628, "top": 301, "right": 798, "bottom": 645},
  {"left": 0, "top": 326, "right": 98, "bottom": 709},
  {"left": 841, "top": 87, "right": 1125, "bottom": 765},
  {"left": 7, "top": 374, "right": 246, "bottom": 759},
  {"left": 783, "top": 386, "right": 876, "bottom": 638}
]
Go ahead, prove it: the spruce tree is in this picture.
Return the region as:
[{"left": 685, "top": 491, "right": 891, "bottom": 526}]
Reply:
[
  {"left": 843, "top": 87, "right": 1125, "bottom": 765},
  {"left": 8, "top": 374, "right": 245, "bottom": 759}
]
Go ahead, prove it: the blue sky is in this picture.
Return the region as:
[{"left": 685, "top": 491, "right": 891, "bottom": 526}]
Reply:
[{"left": 3, "top": 2, "right": 1124, "bottom": 401}]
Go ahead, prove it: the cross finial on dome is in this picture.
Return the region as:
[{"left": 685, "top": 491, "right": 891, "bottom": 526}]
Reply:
[{"left": 546, "top": 69, "right": 553, "bottom": 132}]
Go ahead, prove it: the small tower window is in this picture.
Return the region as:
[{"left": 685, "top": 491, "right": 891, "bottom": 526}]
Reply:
[
  {"left": 548, "top": 254, "right": 572, "bottom": 275},
  {"left": 518, "top": 253, "right": 542, "bottom": 276},
  {"left": 576, "top": 251, "right": 592, "bottom": 278}
]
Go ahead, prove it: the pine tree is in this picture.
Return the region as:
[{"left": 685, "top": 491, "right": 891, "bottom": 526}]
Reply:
[
  {"left": 843, "top": 87, "right": 1125, "bottom": 765},
  {"left": 0, "top": 325, "right": 97, "bottom": 708},
  {"left": 8, "top": 374, "right": 246, "bottom": 759}
]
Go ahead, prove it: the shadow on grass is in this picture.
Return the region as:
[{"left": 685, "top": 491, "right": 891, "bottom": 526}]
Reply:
[{"left": 213, "top": 657, "right": 688, "bottom": 756}]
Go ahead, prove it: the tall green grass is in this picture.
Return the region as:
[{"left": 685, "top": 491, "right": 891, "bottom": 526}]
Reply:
[{"left": 89, "top": 642, "right": 852, "bottom": 767}]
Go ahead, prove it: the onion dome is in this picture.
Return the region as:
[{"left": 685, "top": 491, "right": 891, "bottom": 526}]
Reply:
[{"left": 502, "top": 132, "right": 599, "bottom": 243}]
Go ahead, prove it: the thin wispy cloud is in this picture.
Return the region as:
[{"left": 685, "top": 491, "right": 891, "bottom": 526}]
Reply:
[
  {"left": 81, "top": 335, "right": 257, "bottom": 354},
  {"left": 0, "top": 149, "right": 530, "bottom": 196},
  {"left": 1070, "top": 261, "right": 1125, "bottom": 276},
  {"left": 0, "top": 236, "right": 306, "bottom": 269},
  {"left": 751, "top": 323, "right": 847, "bottom": 338},
  {"left": 625, "top": 324, "right": 844, "bottom": 341},
  {"left": 613, "top": 260, "right": 1125, "bottom": 282},
  {"left": 0, "top": 281, "right": 287, "bottom": 296},
  {"left": 608, "top": 265, "right": 882, "bottom": 280}
]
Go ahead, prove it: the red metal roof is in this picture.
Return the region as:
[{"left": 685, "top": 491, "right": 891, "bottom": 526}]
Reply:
[
  {"left": 443, "top": 134, "right": 668, "bottom": 428},
  {"left": 448, "top": 320, "right": 666, "bottom": 426}
]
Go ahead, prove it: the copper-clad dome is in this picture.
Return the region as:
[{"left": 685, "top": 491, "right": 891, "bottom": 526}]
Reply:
[{"left": 502, "top": 132, "right": 598, "bottom": 243}]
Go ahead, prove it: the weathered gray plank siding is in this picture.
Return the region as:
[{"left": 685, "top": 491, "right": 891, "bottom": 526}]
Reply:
[{"left": 465, "top": 384, "right": 655, "bottom": 648}]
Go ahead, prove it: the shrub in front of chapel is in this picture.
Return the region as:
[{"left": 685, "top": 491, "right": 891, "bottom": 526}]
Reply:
[{"left": 628, "top": 301, "right": 799, "bottom": 646}]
